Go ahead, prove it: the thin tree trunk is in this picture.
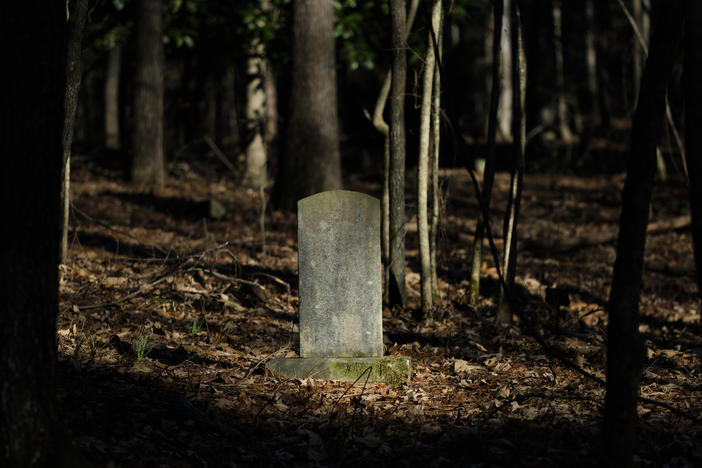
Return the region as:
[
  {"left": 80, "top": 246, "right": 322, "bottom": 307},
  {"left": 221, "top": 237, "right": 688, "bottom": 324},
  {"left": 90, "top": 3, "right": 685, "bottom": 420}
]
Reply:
[
  {"left": 584, "top": 0, "right": 600, "bottom": 123},
  {"left": 683, "top": 0, "right": 702, "bottom": 299},
  {"left": 497, "top": 0, "right": 512, "bottom": 141},
  {"left": 618, "top": 0, "right": 671, "bottom": 181},
  {"left": 552, "top": 0, "right": 573, "bottom": 143},
  {"left": 633, "top": 0, "right": 643, "bottom": 103},
  {"left": 243, "top": 36, "right": 268, "bottom": 187},
  {"left": 389, "top": 0, "right": 408, "bottom": 306},
  {"left": 496, "top": 0, "right": 526, "bottom": 325},
  {"left": 131, "top": 0, "right": 165, "bottom": 187},
  {"left": 217, "top": 64, "right": 240, "bottom": 154},
  {"left": 264, "top": 65, "right": 278, "bottom": 154},
  {"left": 418, "top": 0, "right": 441, "bottom": 316},
  {"left": 430, "top": 6, "right": 443, "bottom": 305},
  {"left": 368, "top": 0, "right": 418, "bottom": 304},
  {"left": 1, "top": 2, "right": 65, "bottom": 465},
  {"left": 105, "top": 44, "right": 122, "bottom": 150},
  {"left": 483, "top": 7, "right": 494, "bottom": 135},
  {"left": 604, "top": 3, "right": 682, "bottom": 466},
  {"left": 60, "top": 0, "right": 89, "bottom": 264},
  {"left": 470, "top": 0, "right": 503, "bottom": 306}
]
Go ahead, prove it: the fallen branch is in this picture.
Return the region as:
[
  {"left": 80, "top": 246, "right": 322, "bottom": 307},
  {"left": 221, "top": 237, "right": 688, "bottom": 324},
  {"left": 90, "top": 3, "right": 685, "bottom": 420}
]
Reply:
[
  {"left": 77, "top": 274, "right": 172, "bottom": 310},
  {"left": 202, "top": 268, "right": 267, "bottom": 294}
]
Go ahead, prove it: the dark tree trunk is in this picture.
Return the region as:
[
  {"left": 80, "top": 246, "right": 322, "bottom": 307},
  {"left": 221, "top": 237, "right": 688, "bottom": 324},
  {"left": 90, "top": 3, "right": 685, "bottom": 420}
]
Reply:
[
  {"left": 470, "top": 0, "right": 503, "bottom": 306},
  {"left": 604, "top": 3, "right": 683, "bottom": 466},
  {"left": 131, "top": 0, "right": 165, "bottom": 187},
  {"left": 216, "top": 64, "right": 239, "bottom": 155},
  {"left": 0, "top": 2, "right": 65, "bottom": 466},
  {"left": 684, "top": 0, "right": 702, "bottom": 296},
  {"left": 496, "top": 0, "right": 526, "bottom": 325},
  {"left": 274, "top": 0, "right": 341, "bottom": 209},
  {"left": 388, "top": 0, "right": 408, "bottom": 306},
  {"left": 105, "top": 44, "right": 122, "bottom": 151},
  {"left": 60, "top": 0, "right": 89, "bottom": 264}
]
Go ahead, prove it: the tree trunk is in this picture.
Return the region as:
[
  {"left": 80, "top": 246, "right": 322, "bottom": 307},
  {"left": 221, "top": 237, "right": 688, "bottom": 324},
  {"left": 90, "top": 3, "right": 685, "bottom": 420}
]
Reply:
[
  {"left": 683, "top": 0, "right": 702, "bottom": 299},
  {"left": 105, "top": 44, "right": 122, "bottom": 150},
  {"left": 584, "top": 0, "right": 600, "bottom": 123},
  {"left": 470, "top": 0, "right": 503, "bottom": 306},
  {"left": 217, "top": 64, "right": 240, "bottom": 155},
  {"left": 131, "top": 0, "right": 165, "bottom": 187},
  {"left": 632, "top": 0, "right": 651, "bottom": 104},
  {"left": 274, "top": 0, "right": 341, "bottom": 209},
  {"left": 0, "top": 2, "right": 65, "bottom": 465},
  {"left": 243, "top": 37, "right": 268, "bottom": 188},
  {"left": 418, "top": 0, "right": 441, "bottom": 316},
  {"left": 430, "top": 6, "right": 444, "bottom": 306},
  {"left": 368, "top": 0, "right": 418, "bottom": 304},
  {"left": 552, "top": 0, "right": 573, "bottom": 143},
  {"left": 264, "top": 65, "right": 278, "bottom": 156},
  {"left": 388, "top": 0, "right": 409, "bottom": 306},
  {"left": 604, "top": 3, "right": 682, "bottom": 466},
  {"left": 497, "top": 0, "right": 512, "bottom": 141},
  {"left": 496, "top": 0, "right": 526, "bottom": 325},
  {"left": 60, "top": 0, "right": 89, "bottom": 265}
]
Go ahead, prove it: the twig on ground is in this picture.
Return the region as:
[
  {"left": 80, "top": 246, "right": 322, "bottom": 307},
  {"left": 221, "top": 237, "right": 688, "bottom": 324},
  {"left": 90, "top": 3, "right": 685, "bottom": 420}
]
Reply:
[
  {"left": 77, "top": 274, "right": 172, "bottom": 310},
  {"left": 242, "top": 345, "right": 291, "bottom": 381},
  {"left": 202, "top": 268, "right": 267, "bottom": 293}
]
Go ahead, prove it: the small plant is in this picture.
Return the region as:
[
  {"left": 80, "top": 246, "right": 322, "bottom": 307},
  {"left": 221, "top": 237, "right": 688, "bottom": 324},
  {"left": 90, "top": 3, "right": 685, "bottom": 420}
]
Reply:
[
  {"left": 133, "top": 332, "right": 153, "bottom": 360},
  {"left": 191, "top": 319, "right": 203, "bottom": 336}
]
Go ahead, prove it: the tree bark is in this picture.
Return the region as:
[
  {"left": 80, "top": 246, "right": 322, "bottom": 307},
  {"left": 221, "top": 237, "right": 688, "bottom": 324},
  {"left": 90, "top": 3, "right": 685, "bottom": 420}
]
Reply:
[
  {"left": 368, "top": 0, "right": 418, "bottom": 304},
  {"left": 430, "top": 5, "right": 444, "bottom": 305},
  {"left": 552, "top": 0, "right": 573, "bottom": 143},
  {"left": 60, "top": 0, "right": 89, "bottom": 265},
  {"left": 217, "top": 64, "right": 240, "bottom": 154},
  {"left": 497, "top": 0, "right": 512, "bottom": 141},
  {"left": 683, "top": 0, "right": 702, "bottom": 298},
  {"left": 0, "top": 2, "right": 65, "bottom": 465},
  {"left": 470, "top": 0, "right": 503, "bottom": 306},
  {"left": 243, "top": 36, "right": 269, "bottom": 188},
  {"left": 131, "top": 0, "right": 165, "bottom": 187},
  {"left": 604, "top": 3, "right": 682, "bottom": 466},
  {"left": 418, "top": 0, "right": 441, "bottom": 316},
  {"left": 584, "top": 0, "right": 600, "bottom": 123},
  {"left": 388, "top": 0, "right": 409, "bottom": 306},
  {"left": 105, "top": 44, "right": 122, "bottom": 151},
  {"left": 496, "top": 0, "right": 526, "bottom": 325},
  {"left": 274, "top": 0, "right": 341, "bottom": 209}
]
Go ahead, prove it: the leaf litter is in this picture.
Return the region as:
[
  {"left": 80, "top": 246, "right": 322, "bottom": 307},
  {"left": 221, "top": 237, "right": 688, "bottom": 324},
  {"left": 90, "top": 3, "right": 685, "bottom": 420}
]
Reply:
[{"left": 56, "top": 162, "right": 701, "bottom": 467}]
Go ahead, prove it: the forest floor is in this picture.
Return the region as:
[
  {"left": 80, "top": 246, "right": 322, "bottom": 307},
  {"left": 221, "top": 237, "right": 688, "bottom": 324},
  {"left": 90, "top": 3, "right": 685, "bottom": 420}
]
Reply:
[{"left": 57, "top": 156, "right": 701, "bottom": 467}]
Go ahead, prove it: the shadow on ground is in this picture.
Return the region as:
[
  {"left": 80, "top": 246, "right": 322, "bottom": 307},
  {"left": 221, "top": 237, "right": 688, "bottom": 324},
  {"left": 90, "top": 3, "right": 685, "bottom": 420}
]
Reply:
[{"left": 58, "top": 359, "right": 609, "bottom": 467}]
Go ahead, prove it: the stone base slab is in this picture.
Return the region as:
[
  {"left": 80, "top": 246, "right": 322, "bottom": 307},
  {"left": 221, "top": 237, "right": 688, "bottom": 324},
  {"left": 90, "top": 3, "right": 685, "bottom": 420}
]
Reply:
[{"left": 265, "top": 356, "right": 412, "bottom": 384}]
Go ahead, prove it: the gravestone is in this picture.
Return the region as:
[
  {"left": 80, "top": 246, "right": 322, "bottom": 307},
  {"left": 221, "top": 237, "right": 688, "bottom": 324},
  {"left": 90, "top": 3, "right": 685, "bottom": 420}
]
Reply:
[{"left": 266, "top": 190, "right": 411, "bottom": 384}]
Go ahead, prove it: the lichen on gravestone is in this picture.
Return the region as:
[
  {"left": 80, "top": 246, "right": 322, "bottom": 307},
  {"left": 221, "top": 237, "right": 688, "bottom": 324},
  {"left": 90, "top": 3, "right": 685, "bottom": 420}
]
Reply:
[
  {"left": 266, "top": 190, "right": 411, "bottom": 384},
  {"left": 297, "top": 190, "right": 383, "bottom": 358}
]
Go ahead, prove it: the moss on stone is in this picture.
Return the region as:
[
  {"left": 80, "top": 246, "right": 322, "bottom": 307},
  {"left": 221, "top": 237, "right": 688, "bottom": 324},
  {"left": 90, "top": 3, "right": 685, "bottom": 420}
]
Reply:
[
  {"left": 266, "top": 356, "right": 412, "bottom": 384},
  {"left": 330, "top": 357, "right": 411, "bottom": 385}
]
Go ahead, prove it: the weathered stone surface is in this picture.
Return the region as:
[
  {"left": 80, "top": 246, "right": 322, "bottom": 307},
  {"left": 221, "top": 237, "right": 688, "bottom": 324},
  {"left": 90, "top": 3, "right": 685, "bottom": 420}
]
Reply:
[
  {"left": 297, "top": 190, "right": 382, "bottom": 358},
  {"left": 265, "top": 356, "right": 412, "bottom": 384},
  {"left": 266, "top": 190, "right": 411, "bottom": 384}
]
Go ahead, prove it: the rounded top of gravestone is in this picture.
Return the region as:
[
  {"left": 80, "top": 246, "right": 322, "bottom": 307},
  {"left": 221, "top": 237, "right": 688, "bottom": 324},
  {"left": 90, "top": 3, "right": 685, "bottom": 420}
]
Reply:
[{"left": 298, "top": 190, "right": 379, "bottom": 210}]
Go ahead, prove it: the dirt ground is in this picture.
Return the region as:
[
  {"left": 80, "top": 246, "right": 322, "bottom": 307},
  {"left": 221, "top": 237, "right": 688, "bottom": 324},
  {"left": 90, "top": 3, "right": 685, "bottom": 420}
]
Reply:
[{"left": 57, "top": 156, "right": 701, "bottom": 467}]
